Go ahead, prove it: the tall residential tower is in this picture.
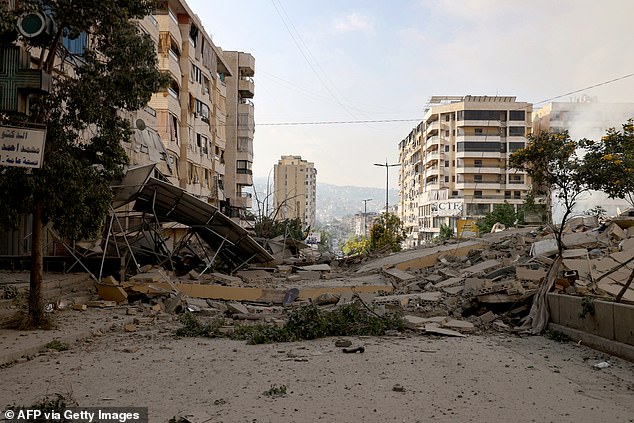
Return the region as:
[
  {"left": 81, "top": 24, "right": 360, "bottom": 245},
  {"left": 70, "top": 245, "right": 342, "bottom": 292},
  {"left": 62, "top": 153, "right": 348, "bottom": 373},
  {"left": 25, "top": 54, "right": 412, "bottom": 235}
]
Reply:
[{"left": 273, "top": 155, "right": 317, "bottom": 229}]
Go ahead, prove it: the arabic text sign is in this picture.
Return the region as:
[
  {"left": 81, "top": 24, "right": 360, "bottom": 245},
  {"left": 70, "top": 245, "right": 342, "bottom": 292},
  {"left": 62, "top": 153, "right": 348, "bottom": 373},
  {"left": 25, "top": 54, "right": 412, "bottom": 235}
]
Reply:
[{"left": 0, "top": 125, "right": 46, "bottom": 168}]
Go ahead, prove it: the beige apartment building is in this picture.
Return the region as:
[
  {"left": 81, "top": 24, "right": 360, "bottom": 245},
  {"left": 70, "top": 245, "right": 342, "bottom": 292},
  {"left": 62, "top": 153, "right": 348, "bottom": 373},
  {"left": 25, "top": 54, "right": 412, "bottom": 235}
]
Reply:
[
  {"left": 273, "top": 155, "right": 317, "bottom": 229},
  {"left": 224, "top": 51, "right": 256, "bottom": 219},
  {"left": 398, "top": 96, "right": 532, "bottom": 246},
  {"left": 126, "top": 0, "right": 255, "bottom": 221}
]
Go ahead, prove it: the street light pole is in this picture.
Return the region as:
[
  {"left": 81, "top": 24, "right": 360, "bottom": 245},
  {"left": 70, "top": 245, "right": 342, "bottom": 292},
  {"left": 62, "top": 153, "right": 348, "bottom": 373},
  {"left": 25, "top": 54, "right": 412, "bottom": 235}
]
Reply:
[
  {"left": 362, "top": 198, "right": 372, "bottom": 236},
  {"left": 374, "top": 160, "right": 399, "bottom": 214}
]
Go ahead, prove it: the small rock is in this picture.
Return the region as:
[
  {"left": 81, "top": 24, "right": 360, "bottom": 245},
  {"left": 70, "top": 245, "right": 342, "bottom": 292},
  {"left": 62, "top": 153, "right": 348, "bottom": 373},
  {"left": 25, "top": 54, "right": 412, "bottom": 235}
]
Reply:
[
  {"left": 392, "top": 384, "right": 405, "bottom": 392},
  {"left": 335, "top": 339, "right": 352, "bottom": 347}
]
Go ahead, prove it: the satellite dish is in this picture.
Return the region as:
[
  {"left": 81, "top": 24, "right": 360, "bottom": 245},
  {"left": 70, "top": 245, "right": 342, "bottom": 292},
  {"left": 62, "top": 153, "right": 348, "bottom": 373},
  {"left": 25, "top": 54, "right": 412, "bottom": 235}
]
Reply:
[
  {"left": 135, "top": 119, "right": 146, "bottom": 131},
  {"left": 17, "top": 12, "right": 48, "bottom": 38}
]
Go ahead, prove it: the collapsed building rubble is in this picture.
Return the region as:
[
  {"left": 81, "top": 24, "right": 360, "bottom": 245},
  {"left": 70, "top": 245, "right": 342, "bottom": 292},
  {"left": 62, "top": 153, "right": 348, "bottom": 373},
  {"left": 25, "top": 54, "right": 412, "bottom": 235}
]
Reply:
[{"left": 31, "top": 166, "right": 634, "bottom": 345}]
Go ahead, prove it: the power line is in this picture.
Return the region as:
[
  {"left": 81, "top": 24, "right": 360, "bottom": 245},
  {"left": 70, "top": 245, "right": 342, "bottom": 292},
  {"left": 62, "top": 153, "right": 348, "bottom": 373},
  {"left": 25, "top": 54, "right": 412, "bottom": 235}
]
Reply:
[{"left": 186, "top": 72, "right": 634, "bottom": 129}]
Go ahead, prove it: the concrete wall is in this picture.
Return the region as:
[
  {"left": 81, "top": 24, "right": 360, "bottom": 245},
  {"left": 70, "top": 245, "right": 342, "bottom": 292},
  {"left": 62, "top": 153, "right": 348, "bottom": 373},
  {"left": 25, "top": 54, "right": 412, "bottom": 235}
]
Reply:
[{"left": 548, "top": 293, "right": 634, "bottom": 360}]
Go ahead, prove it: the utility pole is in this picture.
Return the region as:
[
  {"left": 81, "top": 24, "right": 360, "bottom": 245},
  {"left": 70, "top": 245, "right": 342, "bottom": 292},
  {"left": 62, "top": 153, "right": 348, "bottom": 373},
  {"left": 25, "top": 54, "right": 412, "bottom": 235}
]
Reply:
[
  {"left": 373, "top": 160, "right": 399, "bottom": 214},
  {"left": 362, "top": 198, "right": 372, "bottom": 236}
]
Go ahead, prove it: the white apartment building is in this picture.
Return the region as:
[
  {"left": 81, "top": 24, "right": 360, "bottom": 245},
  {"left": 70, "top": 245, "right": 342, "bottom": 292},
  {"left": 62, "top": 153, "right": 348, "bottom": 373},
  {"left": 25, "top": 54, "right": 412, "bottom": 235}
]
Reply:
[
  {"left": 273, "top": 155, "right": 317, "bottom": 229},
  {"left": 399, "top": 96, "right": 532, "bottom": 244}
]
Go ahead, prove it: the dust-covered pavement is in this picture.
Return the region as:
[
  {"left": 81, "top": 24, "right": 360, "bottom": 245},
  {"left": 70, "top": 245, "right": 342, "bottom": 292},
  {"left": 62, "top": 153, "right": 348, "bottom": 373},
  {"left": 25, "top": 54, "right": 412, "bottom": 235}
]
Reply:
[{"left": 1, "top": 311, "right": 633, "bottom": 423}]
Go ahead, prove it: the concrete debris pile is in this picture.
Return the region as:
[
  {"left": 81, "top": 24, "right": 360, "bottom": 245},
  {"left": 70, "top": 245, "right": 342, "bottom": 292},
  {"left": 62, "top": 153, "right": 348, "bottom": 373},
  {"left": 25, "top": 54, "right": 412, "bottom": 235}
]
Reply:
[{"left": 83, "top": 211, "right": 634, "bottom": 340}]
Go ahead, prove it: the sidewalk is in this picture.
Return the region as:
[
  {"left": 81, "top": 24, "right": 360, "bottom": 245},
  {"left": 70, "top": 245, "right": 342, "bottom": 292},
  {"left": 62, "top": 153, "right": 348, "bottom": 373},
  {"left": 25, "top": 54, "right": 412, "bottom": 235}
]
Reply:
[{"left": 0, "top": 306, "right": 124, "bottom": 367}]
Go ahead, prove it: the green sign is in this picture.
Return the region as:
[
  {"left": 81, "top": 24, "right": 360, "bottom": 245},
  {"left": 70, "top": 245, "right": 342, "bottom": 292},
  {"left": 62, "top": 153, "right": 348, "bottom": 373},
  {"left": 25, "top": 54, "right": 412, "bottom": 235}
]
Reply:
[{"left": 0, "top": 46, "right": 51, "bottom": 113}]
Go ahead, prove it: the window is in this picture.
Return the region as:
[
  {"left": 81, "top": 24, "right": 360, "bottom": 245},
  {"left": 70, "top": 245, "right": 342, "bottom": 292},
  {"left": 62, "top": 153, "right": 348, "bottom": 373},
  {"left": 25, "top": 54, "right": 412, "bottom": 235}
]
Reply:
[
  {"left": 505, "top": 191, "right": 511, "bottom": 199},
  {"left": 474, "top": 190, "right": 483, "bottom": 198},
  {"left": 445, "top": 145, "right": 450, "bottom": 152},
  {"left": 445, "top": 176, "right": 449, "bottom": 182},
  {"left": 514, "top": 191, "right": 521, "bottom": 199},
  {"left": 237, "top": 160, "right": 252, "bottom": 174},
  {"left": 452, "top": 191, "right": 458, "bottom": 197},
  {"left": 474, "top": 128, "right": 483, "bottom": 135},
  {"left": 458, "top": 110, "right": 504, "bottom": 121},
  {"left": 509, "top": 110, "right": 525, "bottom": 121},
  {"left": 445, "top": 114, "right": 450, "bottom": 122},
  {"left": 445, "top": 160, "right": 449, "bottom": 167},
  {"left": 509, "top": 126, "right": 525, "bottom": 136},
  {"left": 474, "top": 160, "right": 482, "bottom": 167},
  {"left": 474, "top": 175, "right": 483, "bottom": 182},
  {"left": 509, "top": 142, "right": 525, "bottom": 152}
]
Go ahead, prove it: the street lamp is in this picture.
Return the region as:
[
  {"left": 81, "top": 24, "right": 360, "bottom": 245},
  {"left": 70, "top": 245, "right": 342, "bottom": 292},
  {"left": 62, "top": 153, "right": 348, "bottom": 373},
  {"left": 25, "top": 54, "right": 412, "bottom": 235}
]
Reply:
[
  {"left": 362, "top": 198, "right": 372, "bottom": 236},
  {"left": 374, "top": 160, "right": 399, "bottom": 214}
]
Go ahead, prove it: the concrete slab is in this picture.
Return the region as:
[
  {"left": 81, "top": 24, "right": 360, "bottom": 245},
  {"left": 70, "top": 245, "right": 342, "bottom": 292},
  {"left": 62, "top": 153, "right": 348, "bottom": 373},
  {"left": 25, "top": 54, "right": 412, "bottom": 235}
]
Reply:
[
  {"left": 443, "top": 286, "right": 464, "bottom": 295},
  {"left": 355, "top": 240, "right": 485, "bottom": 273},
  {"left": 461, "top": 259, "right": 502, "bottom": 276},
  {"left": 424, "top": 323, "right": 466, "bottom": 337},
  {"left": 383, "top": 268, "right": 416, "bottom": 283},
  {"left": 516, "top": 267, "right": 547, "bottom": 282},
  {"left": 434, "top": 277, "right": 464, "bottom": 289}
]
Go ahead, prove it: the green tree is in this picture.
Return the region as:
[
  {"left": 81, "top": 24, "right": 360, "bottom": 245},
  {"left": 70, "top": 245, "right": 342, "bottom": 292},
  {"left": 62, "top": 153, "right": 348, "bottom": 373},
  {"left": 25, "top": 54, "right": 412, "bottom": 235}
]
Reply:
[
  {"left": 0, "top": 1, "right": 167, "bottom": 327},
  {"left": 509, "top": 131, "right": 587, "bottom": 255},
  {"left": 341, "top": 235, "right": 370, "bottom": 256},
  {"left": 477, "top": 202, "right": 517, "bottom": 234},
  {"left": 580, "top": 120, "right": 634, "bottom": 207},
  {"left": 369, "top": 212, "right": 406, "bottom": 252},
  {"left": 435, "top": 224, "right": 453, "bottom": 241}
]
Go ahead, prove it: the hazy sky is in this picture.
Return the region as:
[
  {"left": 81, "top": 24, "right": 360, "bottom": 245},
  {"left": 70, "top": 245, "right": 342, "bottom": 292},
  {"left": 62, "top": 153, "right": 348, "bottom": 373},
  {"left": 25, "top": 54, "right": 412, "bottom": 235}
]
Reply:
[{"left": 186, "top": 0, "right": 634, "bottom": 189}]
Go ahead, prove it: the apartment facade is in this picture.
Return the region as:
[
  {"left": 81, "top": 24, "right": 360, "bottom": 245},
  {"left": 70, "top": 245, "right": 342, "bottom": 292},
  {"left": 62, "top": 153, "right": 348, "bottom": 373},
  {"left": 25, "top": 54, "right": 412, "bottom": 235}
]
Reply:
[
  {"left": 273, "top": 155, "right": 317, "bottom": 229},
  {"left": 224, "top": 51, "right": 256, "bottom": 219},
  {"left": 399, "top": 96, "right": 532, "bottom": 245},
  {"left": 121, "top": 0, "right": 256, "bottom": 223}
]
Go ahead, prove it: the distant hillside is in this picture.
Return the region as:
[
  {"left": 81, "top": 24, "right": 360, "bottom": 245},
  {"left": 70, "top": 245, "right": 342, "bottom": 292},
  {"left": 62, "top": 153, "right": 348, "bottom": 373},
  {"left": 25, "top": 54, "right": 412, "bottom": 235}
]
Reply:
[{"left": 249, "top": 177, "right": 398, "bottom": 222}]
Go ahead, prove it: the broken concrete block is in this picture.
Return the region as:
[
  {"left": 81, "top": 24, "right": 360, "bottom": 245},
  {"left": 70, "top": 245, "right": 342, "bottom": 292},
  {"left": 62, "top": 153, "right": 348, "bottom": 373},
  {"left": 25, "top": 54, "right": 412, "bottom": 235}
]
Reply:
[
  {"left": 313, "top": 292, "right": 340, "bottom": 305},
  {"left": 478, "top": 311, "right": 497, "bottom": 323},
  {"left": 442, "top": 286, "right": 464, "bottom": 295},
  {"left": 383, "top": 267, "right": 416, "bottom": 283},
  {"left": 404, "top": 315, "right": 427, "bottom": 329},
  {"left": 515, "top": 267, "right": 547, "bottom": 282},
  {"left": 72, "top": 304, "right": 87, "bottom": 311},
  {"left": 405, "top": 281, "right": 423, "bottom": 292},
  {"left": 434, "top": 277, "right": 464, "bottom": 289},
  {"left": 463, "top": 278, "right": 490, "bottom": 293},
  {"left": 530, "top": 239, "right": 558, "bottom": 257},
  {"left": 606, "top": 222, "right": 627, "bottom": 241},
  {"left": 441, "top": 319, "right": 475, "bottom": 332},
  {"left": 424, "top": 323, "right": 466, "bottom": 337},
  {"left": 101, "top": 276, "right": 119, "bottom": 286},
  {"left": 86, "top": 300, "right": 117, "bottom": 308},
  {"left": 227, "top": 301, "right": 250, "bottom": 315},
  {"left": 336, "top": 291, "right": 354, "bottom": 306},
  {"left": 424, "top": 273, "right": 444, "bottom": 283},
  {"left": 461, "top": 259, "right": 502, "bottom": 276},
  {"left": 438, "top": 268, "right": 460, "bottom": 278},
  {"left": 124, "top": 323, "right": 137, "bottom": 332},
  {"left": 96, "top": 283, "right": 127, "bottom": 303},
  {"left": 299, "top": 264, "right": 332, "bottom": 272}
]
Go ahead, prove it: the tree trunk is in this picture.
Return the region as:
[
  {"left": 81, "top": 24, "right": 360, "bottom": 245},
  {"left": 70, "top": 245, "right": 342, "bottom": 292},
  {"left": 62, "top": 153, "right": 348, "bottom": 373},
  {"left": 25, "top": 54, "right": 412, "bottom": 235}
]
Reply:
[{"left": 28, "top": 198, "right": 45, "bottom": 326}]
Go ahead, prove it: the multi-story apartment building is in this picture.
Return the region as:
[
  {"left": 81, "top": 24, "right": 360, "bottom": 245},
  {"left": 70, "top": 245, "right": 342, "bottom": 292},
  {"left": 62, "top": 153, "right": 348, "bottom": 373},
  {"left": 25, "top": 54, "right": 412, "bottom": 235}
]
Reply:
[
  {"left": 144, "top": 1, "right": 234, "bottom": 205},
  {"left": 398, "top": 122, "right": 424, "bottom": 248},
  {"left": 273, "top": 155, "right": 317, "bottom": 229},
  {"left": 224, "top": 51, "right": 256, "bottom": 220},
  {"left": 124, "top": 0, "right": 256, "bottom": 224},
  {"left": 399, "top": 96, "right": 532, "bottom": 243}
]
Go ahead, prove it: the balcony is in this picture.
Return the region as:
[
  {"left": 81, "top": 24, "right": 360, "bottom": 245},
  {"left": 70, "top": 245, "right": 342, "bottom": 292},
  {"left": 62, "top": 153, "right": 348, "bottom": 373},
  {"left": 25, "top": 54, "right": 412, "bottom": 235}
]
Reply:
[
  {"left": 234, "top": 192, "right": 253, "bottom": 209},
  {"left": 238, "top": 53, "right": 255, "bottom": 77},
  {"left": 158, "top": 51, "right": 182, "bottom": 83},
  {"left": 456, "top": 166, "right": 505, "bottom": 174},
  {"left": 236, "top": 169, "right": 253, "bottom": 185},
  {"left": 156, "top": 14, "right": 182, "bottom": 47},
  {"left": 456, "top": 151, "right": 503, "bottom": 159},
  {"left": 455, "top": 182, "right": 504, "bottom": 190},
  {"left": 426, "top": 121, "right": 440, "bottom": 132},
  {"left": 238, "top": 77, "right": 254, "bottom": 98}
]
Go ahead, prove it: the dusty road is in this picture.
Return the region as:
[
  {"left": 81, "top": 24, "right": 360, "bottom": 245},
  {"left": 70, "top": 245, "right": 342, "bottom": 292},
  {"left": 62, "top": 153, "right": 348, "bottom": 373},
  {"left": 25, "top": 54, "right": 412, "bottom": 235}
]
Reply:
[{"left": 1, "top": 313, "right": 633, "bottom": 423}]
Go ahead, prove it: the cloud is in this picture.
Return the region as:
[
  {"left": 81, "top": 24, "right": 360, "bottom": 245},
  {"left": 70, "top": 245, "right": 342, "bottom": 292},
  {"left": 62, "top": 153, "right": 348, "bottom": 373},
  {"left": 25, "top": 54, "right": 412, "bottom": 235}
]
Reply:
[{"left": 332, "top": 13, "right": 374, "bottom": 34}]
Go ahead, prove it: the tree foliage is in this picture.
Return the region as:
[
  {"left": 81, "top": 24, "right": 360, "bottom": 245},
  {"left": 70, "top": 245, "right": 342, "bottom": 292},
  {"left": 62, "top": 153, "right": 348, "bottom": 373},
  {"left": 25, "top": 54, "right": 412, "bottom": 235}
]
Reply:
[
  {"left": 509, "top": 131, "right": 587, "bottom": 254},
  {"left": 477, "top": 202, "right": 517, "bottom": 234},
  {"left": 436, "top": 224, "right": 453, "bottom": 241},
  {"left": 369, "top": 212, "right": 406, "bottom": 252},
  {"left": 579, "top": 120, "right": 634, "bottom": 207},
  {"left": 0, "top": 0, "right": 167, "bottom": 326},
  {"left": 341, "top": 235, "right": 370, "bottom": 256}
]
